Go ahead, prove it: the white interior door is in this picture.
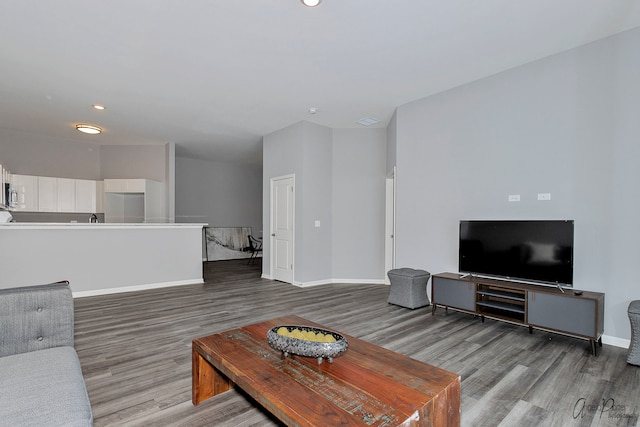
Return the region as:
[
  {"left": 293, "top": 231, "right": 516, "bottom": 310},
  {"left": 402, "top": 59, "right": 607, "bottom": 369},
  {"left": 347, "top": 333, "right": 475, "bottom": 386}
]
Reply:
[
  {"left": 384, "top": 168, "right": 396, "bottom": 283},
  {"left": 271, "top": 175, "right": 294, "bottom": 284}
]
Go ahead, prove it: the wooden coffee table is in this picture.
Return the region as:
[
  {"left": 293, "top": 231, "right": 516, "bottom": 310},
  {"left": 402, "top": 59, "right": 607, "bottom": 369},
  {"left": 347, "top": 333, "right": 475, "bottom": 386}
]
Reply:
[{"left": 192, "top": 315, "right": 460, "bottom": 426}]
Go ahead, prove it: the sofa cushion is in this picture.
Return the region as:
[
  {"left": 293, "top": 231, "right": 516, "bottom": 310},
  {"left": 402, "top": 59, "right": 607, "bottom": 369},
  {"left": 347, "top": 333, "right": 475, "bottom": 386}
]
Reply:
[
  {"left": 0, "top": 282, "right": 74, "bottom": 357},
  {"left": 0, "top": 346, "right": 93, "bottom": 427}
]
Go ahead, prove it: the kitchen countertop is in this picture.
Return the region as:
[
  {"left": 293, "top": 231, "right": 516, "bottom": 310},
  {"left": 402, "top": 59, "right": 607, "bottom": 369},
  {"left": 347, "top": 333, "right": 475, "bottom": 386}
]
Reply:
[{"left": 0, "top": 222, "right": 207, "bottom": 229}]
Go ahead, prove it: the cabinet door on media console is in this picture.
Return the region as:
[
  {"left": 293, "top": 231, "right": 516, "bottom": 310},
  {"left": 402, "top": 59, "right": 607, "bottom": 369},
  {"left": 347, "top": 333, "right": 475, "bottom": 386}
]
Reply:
[
  {"left": 527, "top": 291, "right": 603, "bottom": 339},
  {"left": 432, "top": 275, "right": 476, "bottom": 312}
]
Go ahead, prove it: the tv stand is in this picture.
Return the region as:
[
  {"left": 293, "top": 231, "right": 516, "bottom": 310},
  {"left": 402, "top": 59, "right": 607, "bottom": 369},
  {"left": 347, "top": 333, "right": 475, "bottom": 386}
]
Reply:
[{"left": 431, "top": 273, "right": 605, "bottom": 356}]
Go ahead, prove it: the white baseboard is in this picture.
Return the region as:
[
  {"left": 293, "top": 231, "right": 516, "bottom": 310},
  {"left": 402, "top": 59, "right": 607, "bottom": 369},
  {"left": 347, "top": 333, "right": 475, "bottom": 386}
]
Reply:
[
  {"left": 294, "top": 278, "right": 387, "bottom": 288},
  {"left": 602, "top": 334, "right": 630, "bottom": 349},
  {"left": 72, "top": 279, "right": 204, "bottom": 298},
  {"left": 260, "top": 274, "right": 386, "bottom": 288}
]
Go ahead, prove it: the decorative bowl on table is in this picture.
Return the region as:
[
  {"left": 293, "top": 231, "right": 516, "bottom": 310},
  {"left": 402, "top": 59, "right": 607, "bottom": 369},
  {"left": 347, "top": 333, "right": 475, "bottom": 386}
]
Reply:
[{"left": 267, "top": 325, "right": 349, "bottom": 364}]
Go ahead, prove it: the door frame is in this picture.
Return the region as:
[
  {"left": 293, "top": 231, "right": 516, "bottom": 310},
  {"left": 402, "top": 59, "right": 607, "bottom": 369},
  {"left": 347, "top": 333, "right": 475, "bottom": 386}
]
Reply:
[
  {"left": 384, "top": 167, "right": 396, "bottom": 284},
  {"left": 269, "top": 174, "right": 295, "bottom": 284}
]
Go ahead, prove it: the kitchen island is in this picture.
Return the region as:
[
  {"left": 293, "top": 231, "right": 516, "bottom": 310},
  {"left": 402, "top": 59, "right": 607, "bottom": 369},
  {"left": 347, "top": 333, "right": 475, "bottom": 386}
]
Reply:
[{"left": 0, "top": 222, "right": 206, "bottom": 296}]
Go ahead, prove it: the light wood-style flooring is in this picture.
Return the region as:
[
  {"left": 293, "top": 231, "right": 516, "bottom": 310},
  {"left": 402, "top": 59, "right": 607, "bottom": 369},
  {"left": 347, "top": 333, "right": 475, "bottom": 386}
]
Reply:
[{"left": 73, "top": 260, "right": 639, "bottom": 426}]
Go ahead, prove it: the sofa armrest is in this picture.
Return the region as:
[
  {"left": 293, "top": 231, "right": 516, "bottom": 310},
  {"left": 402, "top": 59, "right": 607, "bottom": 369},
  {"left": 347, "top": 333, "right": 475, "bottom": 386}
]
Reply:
[{"left": 0, "top": 281, "right": 74, "bottom": 357}]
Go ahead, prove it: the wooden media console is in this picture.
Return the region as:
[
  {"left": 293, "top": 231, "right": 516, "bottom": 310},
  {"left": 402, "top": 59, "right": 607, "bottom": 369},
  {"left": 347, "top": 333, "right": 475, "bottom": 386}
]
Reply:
[{"left": 431, "top": 273, "right": 605, "bottom": 355}]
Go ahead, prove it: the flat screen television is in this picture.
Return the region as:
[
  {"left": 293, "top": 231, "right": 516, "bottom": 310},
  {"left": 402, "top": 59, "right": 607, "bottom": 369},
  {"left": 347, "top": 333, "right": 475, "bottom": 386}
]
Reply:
[{"left": 459, "top": 220, "right": 574, "bottom": 287}]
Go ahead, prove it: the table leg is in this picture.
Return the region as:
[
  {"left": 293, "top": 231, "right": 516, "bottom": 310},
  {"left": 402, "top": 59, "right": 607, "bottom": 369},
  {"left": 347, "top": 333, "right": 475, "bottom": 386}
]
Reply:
[{"left": 192, "top": 349, "right": 233, "bottom": 405}]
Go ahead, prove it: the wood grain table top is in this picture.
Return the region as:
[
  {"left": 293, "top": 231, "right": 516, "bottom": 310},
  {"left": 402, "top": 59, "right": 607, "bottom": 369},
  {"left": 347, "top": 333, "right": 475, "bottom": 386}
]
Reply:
[{"left": 192, "top": 315, "right": 460, "bottom": 426}]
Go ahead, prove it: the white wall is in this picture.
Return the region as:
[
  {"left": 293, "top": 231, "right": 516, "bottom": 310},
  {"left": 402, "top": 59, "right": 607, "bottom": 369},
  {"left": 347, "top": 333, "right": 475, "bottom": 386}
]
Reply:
[
  {"left": 175, "top": 155, "right": 262, "bottom": 235},
  {"left": 394, "top": 27, "right": 640, "bottom": 343}
]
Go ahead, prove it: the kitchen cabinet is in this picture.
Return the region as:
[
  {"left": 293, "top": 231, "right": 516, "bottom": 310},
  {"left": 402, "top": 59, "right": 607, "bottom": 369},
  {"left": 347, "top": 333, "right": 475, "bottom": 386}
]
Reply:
[
  {"left": 75, "top": 179, "right": 100, "bottom": 213},
  {"left": 104, "top": 179, "right": 146, "bottom": 193},
  {"left": 36, "top": 177, "right": 103, "bottom": 213},
  {"left": 0, "top": 164, "right": 9, "bottom": 208},
  {"left": 38, "top": 177, "right": 58, "bottom": 212},
  {"left": 96, "top": 181, "right": 104, "bottom": 213},
  {"left": 104, "top": 179, "right": 165, "bottom": 223},
  {"left": 57, "top": 178, "right": 76, "bottom": 212},
  {"left": 10, "top": 174, "right": 38, "bottom": 211}
]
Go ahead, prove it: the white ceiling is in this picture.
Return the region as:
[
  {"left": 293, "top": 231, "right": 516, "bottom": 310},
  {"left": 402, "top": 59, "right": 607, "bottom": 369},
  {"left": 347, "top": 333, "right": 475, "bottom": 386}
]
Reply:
[{"left": 2, "top": 1, "right": 639, "bottom": 165}]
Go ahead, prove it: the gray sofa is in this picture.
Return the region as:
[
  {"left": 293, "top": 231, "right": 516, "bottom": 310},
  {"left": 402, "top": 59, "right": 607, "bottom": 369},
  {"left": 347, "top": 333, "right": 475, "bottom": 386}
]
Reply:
[{"left": 0, "top": 281, "right": 93, "bottom": 426}]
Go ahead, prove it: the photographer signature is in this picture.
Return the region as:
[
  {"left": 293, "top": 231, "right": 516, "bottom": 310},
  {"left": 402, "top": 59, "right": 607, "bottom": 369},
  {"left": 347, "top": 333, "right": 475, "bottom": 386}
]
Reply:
[{"left": 573, "top": 397, "right": 638, "bottom": 422}]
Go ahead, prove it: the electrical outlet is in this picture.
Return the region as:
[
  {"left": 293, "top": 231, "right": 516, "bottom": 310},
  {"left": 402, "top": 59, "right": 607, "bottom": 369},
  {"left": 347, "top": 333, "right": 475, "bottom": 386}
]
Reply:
[
  {"left": 508, "top": 194, "right": 520, "bottom": 202},
  {"left": 537, "top": 193, "right": 551, "bottom": 201}
]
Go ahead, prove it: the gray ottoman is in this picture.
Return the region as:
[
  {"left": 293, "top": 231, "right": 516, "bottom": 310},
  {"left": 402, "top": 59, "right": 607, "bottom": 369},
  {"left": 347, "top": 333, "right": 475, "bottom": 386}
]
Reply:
[
  {"left": 387, "top": 268, "right": 431, "bottom": 309},
  {"left": 628, "top": 300, "right": 640, "bottom": 366}
]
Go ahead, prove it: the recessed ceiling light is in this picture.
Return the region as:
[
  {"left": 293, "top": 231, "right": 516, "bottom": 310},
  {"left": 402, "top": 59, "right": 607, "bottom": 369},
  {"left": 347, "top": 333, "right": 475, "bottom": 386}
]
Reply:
[
  {"left": 301, "top": 0, "right": 321, "bottom": 7},
  {"left": 355, "top": 117, "right": 379, "bottom": 126},
  {"left": 92, "top": 104, "right": 106, "bottom": 110},
  {"left": 75, "top": 124, "right": 102, "bottom": 135}
]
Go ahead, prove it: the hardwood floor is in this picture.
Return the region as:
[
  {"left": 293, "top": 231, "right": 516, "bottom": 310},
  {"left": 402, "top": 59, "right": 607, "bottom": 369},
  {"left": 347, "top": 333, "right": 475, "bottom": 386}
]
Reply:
[{"left": 74, "top": 260, "right": 639, "bottom": 426}]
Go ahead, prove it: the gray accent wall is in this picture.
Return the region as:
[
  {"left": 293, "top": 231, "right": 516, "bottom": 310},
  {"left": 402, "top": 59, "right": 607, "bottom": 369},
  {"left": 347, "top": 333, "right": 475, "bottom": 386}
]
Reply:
[
  {"left": 263, "top": 122, "right": 387, "bottom": 285},
  {"left": 0, "top": 134, "right": 170, "bottom": 187},
  {"left": 0, "top": 137, "right": 176, "bottom": 223},
  {"left": 386, "top": 111, "right": 397, "bottom": 175},
  {"left": 332, "top": 128, "right": 387, "bottom": 281},
  {"left": 263, "top": 121, "right": 333, "bottom": 284},
  {"left": 100, "top": 145, "right": 167, "bottom": 182},
  {"left": 262, "top": 122, "right": 304, "bottom": 280},
  {"left": 299, "top": 123, "right": 333, "bottom": 283},
  {"left": 165, "top": 143, "right": 176, "bottom": 223},
  {"left": 393, "top": 27, "right": 640, "bottom": 342},
  {"left": 0, "top": 129, "right": 101, "bottom": 179},
  {"left": 175, "top": 156, "right": 262, "bottom": 235}
]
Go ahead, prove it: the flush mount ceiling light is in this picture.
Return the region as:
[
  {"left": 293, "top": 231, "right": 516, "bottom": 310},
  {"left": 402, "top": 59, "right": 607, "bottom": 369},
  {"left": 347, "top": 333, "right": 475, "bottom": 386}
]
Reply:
[
  {"left": 301, "top": 0, "right": 321, "bottom": 7},
  {"left": 92, "top": 104, "right": 106, "bottom": 110},
  {"left": 75, "top": 124, "right": 102, "bottom": 135}
]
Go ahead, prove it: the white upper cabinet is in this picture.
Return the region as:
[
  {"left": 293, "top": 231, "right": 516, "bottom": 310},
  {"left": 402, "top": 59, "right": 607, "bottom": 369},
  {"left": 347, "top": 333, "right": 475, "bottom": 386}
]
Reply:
[
  {"left": 75, "top": 179, "right": 97, "bottom": 213},
  {"left": 103, "top": 179, "right": 165, "bottom": 223},
  {"left": 38, "top": 176, "right": 58, "bottom": 212},
  {"left": 10, "top": 174, "right": 39, "bottom": 211},
  {"left": 104, "top": 179, "right": 146, "bottom": 193},
  {"left": 34, "top": 176, "right": 104, "bottom": 213},
  {"left": 95, "top": 181, "right": 104, "bottom": 213},
  {"left": 57, "top": 178, "right": 76, "bottom": 212}
]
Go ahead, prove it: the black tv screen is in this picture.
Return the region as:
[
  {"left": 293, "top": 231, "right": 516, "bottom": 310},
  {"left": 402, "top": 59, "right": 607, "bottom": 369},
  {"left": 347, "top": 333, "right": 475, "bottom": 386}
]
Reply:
[{"left": 459, "top": 220, "right": 574, "bottom": 286}]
